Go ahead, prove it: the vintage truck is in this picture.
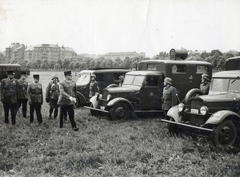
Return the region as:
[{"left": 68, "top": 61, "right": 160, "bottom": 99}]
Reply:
[
  {"left": 85, "top": 49, "right": 212, "bottom": 120},
  {"left": 161, "top": 70, "right": 240, "bottom": 148},
  {"left": 76, "top": 68, "right": 129, "bottom": 107}
]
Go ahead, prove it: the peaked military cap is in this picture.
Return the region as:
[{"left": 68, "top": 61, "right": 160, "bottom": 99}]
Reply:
[
  {"left": 33, "top": 74, "right": 40, "bottom": 79},
  {"left": 64, "top": 71, "right": 72, "bottom": 76},
  {"left": 6, "top": 70, "right": 15, "bottom": 75}
]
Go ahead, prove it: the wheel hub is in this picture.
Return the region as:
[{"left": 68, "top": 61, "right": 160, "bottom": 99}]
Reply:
[{"left": 219, "top": 126, "right": 234, "bottom": 145}]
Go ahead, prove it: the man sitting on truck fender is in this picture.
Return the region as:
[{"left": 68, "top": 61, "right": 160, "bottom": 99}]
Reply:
[{"left": 162, "top": 77, "right": 177, "bottom": 118}]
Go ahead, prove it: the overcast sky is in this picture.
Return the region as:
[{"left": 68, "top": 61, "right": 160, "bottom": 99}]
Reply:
[{"left": 0, "top": 0, "right": 240, "bottom": 57}]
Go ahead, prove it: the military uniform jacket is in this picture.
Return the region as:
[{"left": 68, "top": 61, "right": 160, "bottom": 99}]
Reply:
[
  {"left": 46, "top": 81, "right": 60, "bottom": 100},
  {"left": 27, "top": 82, "right": 43, "bottom": 104},
  {"left": 162, "top": 85, "right": 177, "bottom": 110},
  {"left": 0, "top": 78, "right": 19, "bottom": 103},
  {"left": 57, "top": 80, "right": 77, "bottom": 105},
  {"left": 17, "top": 79, "right": 28, "bottom": 99},
  {"left": 200, "top": 82, "right": 210, "bottom": 95},
  {"left": 89, "top": 81, "right": 99, "bottom": 97}
]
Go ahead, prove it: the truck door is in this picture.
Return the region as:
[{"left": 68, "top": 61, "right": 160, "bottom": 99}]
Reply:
[{"left": 140, "top": 76, "right": 163, "bottom": 110}]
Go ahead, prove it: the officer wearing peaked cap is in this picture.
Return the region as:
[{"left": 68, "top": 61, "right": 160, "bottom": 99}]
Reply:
[
  {"left": 17, "top": 71, "right": 29, "bottom": 118},
  {"left": 162, "top": 77, "right": 177, "bottom": 116},
  {"left": 57, "top": 71, "right": 79, "bottom": 131},
  {"left": 27, "top": 74, "right": 43, "bottom": 124},
  {"left": 0, "top": 70, "right": 19, "bottom": 126}
]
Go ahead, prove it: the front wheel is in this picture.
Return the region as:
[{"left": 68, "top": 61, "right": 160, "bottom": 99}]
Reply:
[
  {"left": 212, "top": 120, "right": 237, "bottom": 148},
  {"left": 110, "top": 102, "right": 129, "bottom": 120}
]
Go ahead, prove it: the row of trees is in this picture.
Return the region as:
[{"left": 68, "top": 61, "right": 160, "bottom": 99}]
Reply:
[{"left": 0, "top": 50, "right": 239, "bottom": 71}]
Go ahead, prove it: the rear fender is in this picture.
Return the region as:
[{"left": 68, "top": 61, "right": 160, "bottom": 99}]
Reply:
[
  {"left": 107, "top": 97, "right": 134, "bottom": 110},
  {"left": 167, "top": 105, "right": 181, "bottom": 122},
  {"left": 205, "top": 110, "right": 240, "bottom": 125}
]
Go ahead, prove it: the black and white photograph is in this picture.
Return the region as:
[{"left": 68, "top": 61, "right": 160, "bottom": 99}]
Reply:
[{"left": 0, "top": 0, "right": 240, "bottom": 176}]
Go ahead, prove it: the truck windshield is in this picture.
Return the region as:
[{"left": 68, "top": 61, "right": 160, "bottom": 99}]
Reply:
[
  {"left": 77, "top": 73, "right": 90, "bottom": 85},
  {"left": 123, "top": 75, "right": 145, "bottom": 86},
  {"left": 209, "top": 78, "right": 229, "bottom": 94},
  {"left": 229, "top": 79, "right": 240, "bottom": 93}
]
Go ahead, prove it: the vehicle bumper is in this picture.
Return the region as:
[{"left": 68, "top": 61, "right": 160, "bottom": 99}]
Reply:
[
  {"left": 84, "top": 106, "right": 110, "bottom": 114},
  {"left": 161, "top": 119, "right": 213, "bottom": 132}
]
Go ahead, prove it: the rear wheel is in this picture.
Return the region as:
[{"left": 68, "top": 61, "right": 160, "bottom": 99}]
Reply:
[
  {"left": 212, "top": 120, "right": 237, "bottom": 148},
  {"left": 110, "top": 102, "right": 129, "bottom": 120}
]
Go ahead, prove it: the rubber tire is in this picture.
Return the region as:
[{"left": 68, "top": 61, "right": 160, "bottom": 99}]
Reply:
[
  {"left": 90, "top": 103, "right": 99, "bottom": 116},
  {"left": 110, "top": 102, "right": 129, "bottom": 120},
  {"left": 167, "top": 117, "right": 180, "bottom": 136},
  {"left": 184, "top": 88, "right": 204, "bottom": 104},
  {"left": 212, "top": 120, "right": 237, "bottom": 148}
]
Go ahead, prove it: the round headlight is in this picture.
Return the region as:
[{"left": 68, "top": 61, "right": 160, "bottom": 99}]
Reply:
[
  {"left": 178, "top": 103, "right": 185, "bottom": 112},
  {"left": 107, "top": 94, "right": 111, "bottom": 101},
  {"left": 200, "top": 106, "right": 208, "bottom": 115}
]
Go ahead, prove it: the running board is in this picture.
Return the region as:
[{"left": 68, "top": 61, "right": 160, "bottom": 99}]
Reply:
[
  {"left": 161, "top": 119, "right": 213, "bottom": 132},
  {"left": 84, "top": 106, "right": 109, "bottom": 113}
]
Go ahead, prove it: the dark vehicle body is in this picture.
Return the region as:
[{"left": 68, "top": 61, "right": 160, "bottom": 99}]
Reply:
[
  {"left": 76, "top": 68, "right": 130, "bottom": 107},
  {"left": 0, "top": 64, "right": 30, "bottom": 97},
  {"left": 85, "top": 59, "right": 212, "bottom": 120},
  {"left": 162, "top": 70, "right": 240, "bottom": 148},
  {"left": 225, "top": 56, "right": 240, "bottom": 70}
]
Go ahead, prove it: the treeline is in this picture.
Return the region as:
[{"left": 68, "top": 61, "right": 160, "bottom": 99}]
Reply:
[
  {"left": 155, "top": 49, "right": 240, "bottom": 70},
  {"left": 0, "top": 49, "right": 239, "bottom": 71}
]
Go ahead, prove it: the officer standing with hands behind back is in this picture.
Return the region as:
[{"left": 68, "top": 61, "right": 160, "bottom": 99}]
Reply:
[
  {"left": 58, "top": 71, "right": 79, "bottom": 131},
  {"left": 27, "top": 74, "right": 43, "bottom": 125},
  {"left": 0, "top": 70, "right": 19, "bottom": 126},
  {"left": 162, "top": 77, "right": 177, "bottom": 118}
]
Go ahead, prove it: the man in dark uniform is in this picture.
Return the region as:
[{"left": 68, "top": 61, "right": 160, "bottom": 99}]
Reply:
[
  {"left": 57, "top": 71, "right": 79, "bottom": 131},
  {"left": 89, "top": 74, "right": 99, "bottom": 98},
  {"left": 17, "top": 71, "right": 29, "bottom": 118},
  {"left": 0, "top": 70, "right": 19, "bottom": 125},
  {"left": 162, "top": 77, "right": 177, "bottom": 117},
  {"left": 200, "top": 73, "right": 210, "bottom": 95},
  {"left": 27, "top": 74, "right": 43, "bottom": 124}
]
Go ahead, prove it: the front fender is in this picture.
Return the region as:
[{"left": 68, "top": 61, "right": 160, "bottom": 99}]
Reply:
[
  {"left": 205, "top": 110, "right": 240, "bottom": 125},
  {"left": 77, "top": 91, "right": 87, "bottom": 104},
  {"left": 107, "top": 97, "right": 134, "bottom": 110},
  {"left": 167, "top": 105, "right": 181, "bottom": 122}
]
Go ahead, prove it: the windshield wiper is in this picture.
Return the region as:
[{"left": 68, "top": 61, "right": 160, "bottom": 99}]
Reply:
[{"left": 231, "top": 76, "right": 240, "bottom": 84}]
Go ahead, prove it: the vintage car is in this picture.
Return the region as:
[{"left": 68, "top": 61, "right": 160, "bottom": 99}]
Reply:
[
  {"left": 85, "top": 58, "right": 212, "bottom": 120},
  {"left": 161, "top": 70, "right": 240, "bottom": 148},
  {"left": 76, "top": 68, "right": 129, "bottom": 107}
]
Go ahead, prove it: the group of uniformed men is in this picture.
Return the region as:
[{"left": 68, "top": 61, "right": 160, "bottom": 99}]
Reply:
[{"left": 0, "top": 70, "right": 79, "bottom": 131}]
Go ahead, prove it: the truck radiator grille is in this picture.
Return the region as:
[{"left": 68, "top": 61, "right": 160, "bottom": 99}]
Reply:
[{"left": 190, "top": 99, "right": 203, "bottom": 109}]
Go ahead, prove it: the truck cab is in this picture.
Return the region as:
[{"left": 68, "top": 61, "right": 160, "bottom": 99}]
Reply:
[{"left": 76, "top": 68, "right": 129, "bottom": 107}]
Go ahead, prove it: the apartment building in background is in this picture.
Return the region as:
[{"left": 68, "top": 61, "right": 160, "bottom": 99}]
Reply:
[
  {"left": 103, "top": 51, "right": 145, "bottom": 60},
  {"left": 5, "top": 43, "right": 26, "bottom": 61}
]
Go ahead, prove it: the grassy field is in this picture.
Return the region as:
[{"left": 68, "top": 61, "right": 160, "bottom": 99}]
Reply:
[{"left": 0, "top": 71, "right": 240, "bottom": 176}]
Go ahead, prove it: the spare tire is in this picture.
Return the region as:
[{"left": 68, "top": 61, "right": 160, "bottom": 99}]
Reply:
[{"left": 184, "top": 88, "right": 204, "bottom": 104}]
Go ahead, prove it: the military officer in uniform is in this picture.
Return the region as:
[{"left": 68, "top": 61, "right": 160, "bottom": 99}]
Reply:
[
  {"left": 89, "top": 74, "right": 99, "bottom": 98},
  {"left": 57, "top": 71, "right": 79, "bottom": 131},
  {"left": 162, "top": 77, "right": 177, "bottom": 117},
  {"left": 46, "top": 73, "right": 60, "bottom": 119},
  {"left": 200, "top": 73, "right": 210, "bottom": 95},
  {"left": 17, "top": 71, "right": 29, "bottom": 118},
  {"left": 27, "top": 74, "right": 43, "bottom": 124},
  {"left": 0, "top": 70, "right": 19, "bottom": 125}
]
